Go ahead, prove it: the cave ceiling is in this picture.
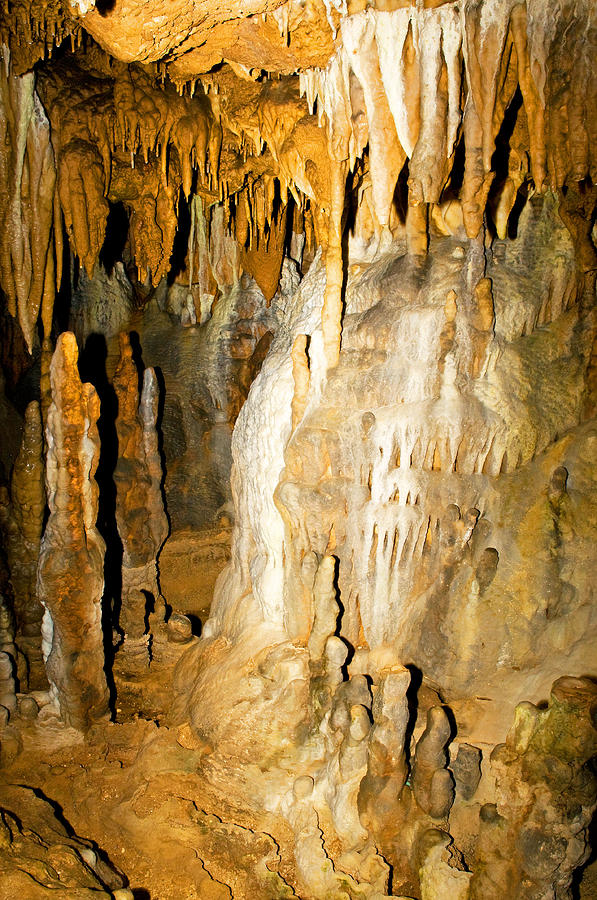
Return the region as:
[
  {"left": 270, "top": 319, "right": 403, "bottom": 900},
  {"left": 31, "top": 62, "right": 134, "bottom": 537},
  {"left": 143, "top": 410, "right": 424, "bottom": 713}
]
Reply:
[{"left": 0, "top": 0, "right": 595, "bottom": 354}]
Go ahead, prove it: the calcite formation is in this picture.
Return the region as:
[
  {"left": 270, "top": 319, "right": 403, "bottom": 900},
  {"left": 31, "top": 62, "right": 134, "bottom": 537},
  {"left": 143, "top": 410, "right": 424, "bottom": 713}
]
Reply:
[
  {"left": 0, "top": 547, "right": 16, "bottom": 665},
  {"left": 112, "top": 331, "right": 168, "bottom": 669},
  {"left": 37, "top": 332, "right": 109, "bottom": 730},
  {"left": 469, "top": 676, "right": 597, "bottom": 898},
  {"left": 0, "top": 401, "right": 45, "bottom": 688},
  {"left": 0, "top": 0, "right": 595, "bottom": 897},
  {"left": 0, "top": 47, "right": 56, "bottom": 352}
]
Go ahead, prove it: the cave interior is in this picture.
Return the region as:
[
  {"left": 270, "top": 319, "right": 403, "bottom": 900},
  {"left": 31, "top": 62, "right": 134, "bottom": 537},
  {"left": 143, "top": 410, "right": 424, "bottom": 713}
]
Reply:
[{"left": 0, "top": 0, "right": 596, "bottom": 897}]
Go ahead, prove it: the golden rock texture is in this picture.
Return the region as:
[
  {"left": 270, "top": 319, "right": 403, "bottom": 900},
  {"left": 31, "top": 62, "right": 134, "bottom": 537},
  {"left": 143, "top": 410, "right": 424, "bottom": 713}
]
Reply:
[
  {"left": 112, "top": 332, "right": 168, "bottom": 668},
  {"left": 470, "top": 677, "right": 597, "bottom": 898},
  {"left": 0, "top": 784, "right": 128, "bottom": 898},
  {"left": 0, "top": 0, "right": 595, "bottom": 896},
  {"left": 37, "top": 332, "right": 109, "bottom": 731},
  {"left": 0, "top": 50, "right": 56, "bottom": 352},
  {"left": 0, "top": 402, "right": 46, "bottom": 689}
]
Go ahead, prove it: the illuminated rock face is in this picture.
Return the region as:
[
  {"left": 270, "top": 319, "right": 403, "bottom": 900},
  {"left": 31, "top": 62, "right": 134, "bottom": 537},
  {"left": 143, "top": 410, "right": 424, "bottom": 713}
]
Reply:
[
  {"left": 113, "top": 332, "right": 168, "bottom": 669},
  {"left": 199, "top": 194, "right": 595, "bottom": 693},
  {"left": 0, "top": 0, "right": 595, "bottom": 896},
  {"left": 172, "top": 193, "right": 596, "bottom": 894},
  {"left": 0, "top": 401, "right": 46, "bottom": 689},
  {"left": 37, "top": 333, "right": 109, "bottom": 730}
]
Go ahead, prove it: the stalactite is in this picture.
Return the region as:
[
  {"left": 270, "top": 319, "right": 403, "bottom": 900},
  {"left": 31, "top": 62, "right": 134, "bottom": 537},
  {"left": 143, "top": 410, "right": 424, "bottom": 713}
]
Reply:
[
  {"left": 37, "top": 332, "right": 109, "bottom": 731},
  {"left": 342, "top": 12, "right": 405, "bottom": 232},
  {"left": 0, "top": 48, "right": 56, "bottom": 351},
  {"left": 408, "top": 4, "right": 461, "bottom": 206},
  {"left": 510, "top": 3, "right": 545, "bottom": 191},
  {"left": 376, "top": 11, "right": 418, "bottom": 158}
]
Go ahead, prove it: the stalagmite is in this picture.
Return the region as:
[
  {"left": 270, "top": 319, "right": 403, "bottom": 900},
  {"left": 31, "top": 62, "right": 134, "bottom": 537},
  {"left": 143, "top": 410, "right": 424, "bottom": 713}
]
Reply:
[
  {"left": 0, "top": 651, "right": 16, "bottom": 714},
  {"left": 358, "top": 659, "right": 410, "bottom": 838},
  {"left": 412, "top": 706, "right": 454, "bottom": 819},
  {"left": 451, "top": 743, "right": 482, "bottom": 801},
  {"left": 0, "top": 402, "right": 46, "bottom": 689},
  {"left": 0, "top": 547, "right": 16, "bottom": 665},
  {"left": 322, "top": 157, "right": 346, "bottom": 369},
  {"left": 470, "top": 275, "right": 495, "bottom": 375},
  {"left": 291, "top": 334, "right": 310, "bottom": 431},
  {"left": 307, "top": 554, "right": 339, "bottom": 660},
  {"left": 113, "top": 333, "right": 168, "bottom": 672},
  {"left": 37, "top": 332, "right": 109, "bottom": 730}
]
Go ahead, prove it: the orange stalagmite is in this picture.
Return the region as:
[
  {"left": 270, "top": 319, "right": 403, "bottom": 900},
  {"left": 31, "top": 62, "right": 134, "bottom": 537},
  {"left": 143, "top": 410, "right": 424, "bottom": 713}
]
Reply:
[
  {"left": 113, "top": 333, "right": 168, "bottom": 672},
  {"left": 37, "top": 333, "right": 109, "bottom": 731},
  {"left": 0, "top": 401, "right": 46, "bottom": 689}
]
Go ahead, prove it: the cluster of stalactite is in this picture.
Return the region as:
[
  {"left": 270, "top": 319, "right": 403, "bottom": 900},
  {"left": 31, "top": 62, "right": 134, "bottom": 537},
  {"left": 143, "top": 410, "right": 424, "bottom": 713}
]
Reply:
[
  {"left": 302, "top": 0, "right": 596, "bottom": 364},
  {"left": 1, "top": 1, "right": 594, "bottom": 375},
  {"left": 0, "top": 41, "right": 325, "bottom": 347},
  {"left": 0, "top": 0, "right": 81, "bottom": 74},
  {"left": 0, "top": 47, "right": 56, "bottom": 352},
  {"left": 36, "top": 56, "right": 222, "bottom": 286}
]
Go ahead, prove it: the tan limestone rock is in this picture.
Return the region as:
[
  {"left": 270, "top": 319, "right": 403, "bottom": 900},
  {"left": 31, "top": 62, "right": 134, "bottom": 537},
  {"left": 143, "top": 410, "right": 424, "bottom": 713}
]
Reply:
[{"left": 37, "top": 332, "right": 109, "bottom": 730}]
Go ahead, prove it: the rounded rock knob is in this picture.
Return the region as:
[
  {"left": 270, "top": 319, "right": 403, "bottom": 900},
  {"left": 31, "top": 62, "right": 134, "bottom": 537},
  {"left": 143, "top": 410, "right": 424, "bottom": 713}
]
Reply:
[
  {"left": 167, "top": 613, "right": 193, "bottom": 644},
  {"left": 19, "top": 695, "right": 39, "bottom": 721},
  {"left": 0, "top": 652, "right": 13, "bottom": 679}
]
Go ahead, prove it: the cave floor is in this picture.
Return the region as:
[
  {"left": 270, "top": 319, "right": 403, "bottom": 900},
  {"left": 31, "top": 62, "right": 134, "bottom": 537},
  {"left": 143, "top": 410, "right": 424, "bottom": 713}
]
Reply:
[
  {"left": 2, "top": 639, "right": 597, "bottom": 898},
  {"left": 1, "top": 708, "right": 301, "bottom": 899}
]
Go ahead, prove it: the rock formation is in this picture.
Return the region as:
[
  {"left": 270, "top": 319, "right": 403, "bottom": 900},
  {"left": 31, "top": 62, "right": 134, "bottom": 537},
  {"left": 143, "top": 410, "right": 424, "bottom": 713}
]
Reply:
[
  {"left": 470, "top": 676, "right": 597, "bottom": 899},
  {"left": 0, "top": 0, "right": 595, "bottom": 896},
  {"left": 37, "top": 332, "right": 109, "bottom": 730},
  {"left": 0, "top": 784, "right": 130, "bottom": 898},
  {"left": 112, "top": 331, "right": 168, "bottom": 670},
  {"left": 0, "top": 46, "right": 56, "bottom": 353},
  {"left": 0, "top": 401, "right": 46, "bottom": 689}
]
